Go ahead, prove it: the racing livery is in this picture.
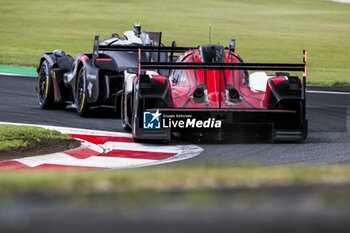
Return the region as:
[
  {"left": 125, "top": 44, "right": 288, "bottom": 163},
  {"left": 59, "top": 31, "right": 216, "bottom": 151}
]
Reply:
[{"left": 122, "top": 43, "right": 308, "bottom": 142}]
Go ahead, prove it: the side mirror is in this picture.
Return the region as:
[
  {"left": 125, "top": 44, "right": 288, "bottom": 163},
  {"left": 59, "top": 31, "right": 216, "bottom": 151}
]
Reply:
[{"left": 229, "top": 39, "right": 236, "bottom": 52}]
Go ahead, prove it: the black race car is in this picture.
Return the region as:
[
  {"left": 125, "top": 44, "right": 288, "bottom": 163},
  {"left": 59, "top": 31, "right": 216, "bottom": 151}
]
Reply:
[{"left": 36, "top": 23, "right": 169, "bottom": 116}]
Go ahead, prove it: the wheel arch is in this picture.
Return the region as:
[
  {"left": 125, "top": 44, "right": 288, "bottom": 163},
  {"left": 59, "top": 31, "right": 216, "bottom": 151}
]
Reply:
[{"left": 37, "top": 54, "right": 55, "bottom": 73}]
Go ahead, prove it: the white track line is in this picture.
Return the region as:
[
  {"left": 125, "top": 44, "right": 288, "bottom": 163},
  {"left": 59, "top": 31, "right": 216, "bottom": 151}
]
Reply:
[
  {"left": 14, "top": 153, "right": 155, "bottom": 168},
  {"left": 0, "top": 72, "right": 36, "bottom": 77},
  {"left": 104, "top": 142, "right": 182, "bottom": 153},
  {"left": 307, "top": 90, "right": 350, "bottom": 95}
]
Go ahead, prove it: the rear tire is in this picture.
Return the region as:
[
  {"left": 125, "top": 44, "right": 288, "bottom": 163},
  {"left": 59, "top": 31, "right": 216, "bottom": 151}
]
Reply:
[
  {"left": 38, "top": 60, "right": 67, "bottom": 109},
  {"left": 76, "top": 67, "right": 91, "bottom": 117}
]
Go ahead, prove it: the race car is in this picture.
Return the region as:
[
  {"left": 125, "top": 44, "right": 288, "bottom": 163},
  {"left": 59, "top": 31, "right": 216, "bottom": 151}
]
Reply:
[
  {"left": 36, "top": 23, "right": 171, "bottom": 116},
  {"left": 121, "top": 42, "right": 308, "bottom": 142}
]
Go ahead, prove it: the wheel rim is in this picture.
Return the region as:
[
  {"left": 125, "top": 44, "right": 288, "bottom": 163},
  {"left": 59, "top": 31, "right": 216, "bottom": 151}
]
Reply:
[
  {"left": 77, "top": 68, "right": 86, "bottom": 111},
  {"left": 38, "top": 63, "right": 48, "bottom": 105}
]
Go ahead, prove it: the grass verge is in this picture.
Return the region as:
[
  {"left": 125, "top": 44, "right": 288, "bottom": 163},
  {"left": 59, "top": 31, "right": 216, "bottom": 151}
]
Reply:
[
  {"left": 0, "top": 166, "right": 349, "bottom": 196},
  {"left": 0, "top": 0, "right": 349, "bottom": 85},
  {"left": 0, "top": 65, "right": 37, "bottom": 77},
  {"left": 0, "top": 124, "right": 78, "bottom": 159}
]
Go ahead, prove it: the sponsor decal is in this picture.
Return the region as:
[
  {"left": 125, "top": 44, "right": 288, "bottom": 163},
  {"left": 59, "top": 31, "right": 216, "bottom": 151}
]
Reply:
[{"left": 143, "top": 110, "right": 222, "bottom": 129}]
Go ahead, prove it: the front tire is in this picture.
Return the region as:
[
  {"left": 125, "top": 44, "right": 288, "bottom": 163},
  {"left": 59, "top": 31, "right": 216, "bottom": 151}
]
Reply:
[
  {"left": 38, "top": 60, "right": 55, "bottom": 109},
  {"left": 76, "top": 67, "right": 91, "bottom": 117}
]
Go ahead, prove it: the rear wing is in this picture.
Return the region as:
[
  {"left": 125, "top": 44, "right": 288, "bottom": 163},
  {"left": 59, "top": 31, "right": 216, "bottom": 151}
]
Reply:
[
  {"left": 139, "top": 62, "right": 305, "bottom": 71},
  {"left": 93, "top": 34, "right": 197, "bottom": 53},
  {"left": 138, "top": 49, "right": 306, "bottom": 72},
  {"left": 92, "top": 34, "right": 197, "bottom": 63},
  {"left": 99, "top": 45, "right": 197, "bottom": 53},
  {"left": 137, "top": 48, "right": 307, "bottom": 88},
  {"left": 99, "top": 44, "right": 197, "bottom": 62},
  {"left": 137, "top": 48, "right": 308, "bottom": 119}
]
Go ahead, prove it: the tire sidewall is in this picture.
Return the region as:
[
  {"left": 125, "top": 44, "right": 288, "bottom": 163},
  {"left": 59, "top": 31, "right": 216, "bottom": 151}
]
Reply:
[
  {"left": 38, "top": 60, "right": 53, "bottom": 108},
  {"left": 76, "top": 67, "right": 89, "bottom": 116}
]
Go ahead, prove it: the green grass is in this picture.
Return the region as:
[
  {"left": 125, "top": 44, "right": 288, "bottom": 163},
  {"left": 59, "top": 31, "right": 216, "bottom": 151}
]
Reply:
[
  {"left": 0, "top": 166, "right": 349, "bottom": 195},
  {"left": 0, "top": 0, "right": 349, "bottom": 85},
  {"left": 0, "top": 124, "right": 70, "bottom": 152},
  {"left": 0, "top": 65, "right": 37, "bottom": 76}
]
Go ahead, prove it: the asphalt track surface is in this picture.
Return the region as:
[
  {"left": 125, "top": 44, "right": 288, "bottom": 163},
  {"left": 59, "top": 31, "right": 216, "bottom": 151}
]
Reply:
[
  {"left": 0, "top": 75, "right": 349, "bottom": 233},
  {"left": 0, "top": 75, "right": 349, "bottom": 165}
]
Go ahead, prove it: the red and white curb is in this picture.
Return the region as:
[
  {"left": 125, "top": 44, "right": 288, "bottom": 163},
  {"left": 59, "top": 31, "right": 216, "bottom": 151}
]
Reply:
[{"left": 0, "top": 122, "right": 203, "bottom": 171}]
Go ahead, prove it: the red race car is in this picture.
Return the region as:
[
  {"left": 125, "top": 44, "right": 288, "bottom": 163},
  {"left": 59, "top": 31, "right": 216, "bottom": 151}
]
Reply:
[{"left": 120, "top": 41, "right": 307, "bottom": 142}]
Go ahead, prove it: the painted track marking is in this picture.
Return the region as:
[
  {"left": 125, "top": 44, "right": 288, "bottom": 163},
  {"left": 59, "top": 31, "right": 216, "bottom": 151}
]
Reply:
[
  {"left": 307, "top": 90, "right": 350, "bottom": 95},
  {"left": 0, "top": 122, "right": 203, "bottom": 171}
]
